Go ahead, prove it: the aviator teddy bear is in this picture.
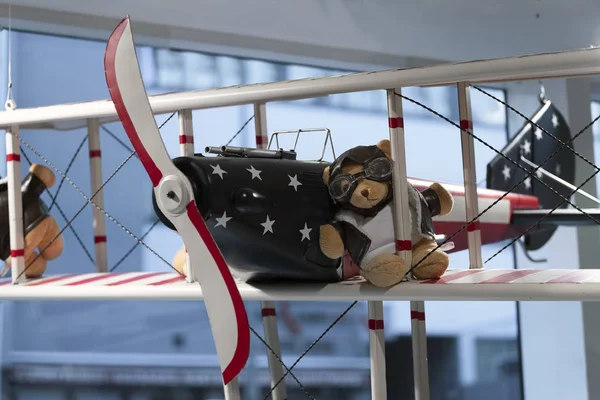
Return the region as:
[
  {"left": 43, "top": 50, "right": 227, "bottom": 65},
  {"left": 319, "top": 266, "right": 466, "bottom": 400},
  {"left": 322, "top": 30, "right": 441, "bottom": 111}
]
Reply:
[
  {"left": 0, "top": 164, "right": 64, "bottom": 278},
  {"left": 319, "top": 139, "right": 454, "bottom": 287}
]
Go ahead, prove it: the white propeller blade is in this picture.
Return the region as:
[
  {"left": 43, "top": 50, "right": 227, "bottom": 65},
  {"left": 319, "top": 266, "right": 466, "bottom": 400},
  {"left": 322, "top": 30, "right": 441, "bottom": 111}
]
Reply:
[{"left": 104, "top": 16, "right": 250, "bottom": 384}]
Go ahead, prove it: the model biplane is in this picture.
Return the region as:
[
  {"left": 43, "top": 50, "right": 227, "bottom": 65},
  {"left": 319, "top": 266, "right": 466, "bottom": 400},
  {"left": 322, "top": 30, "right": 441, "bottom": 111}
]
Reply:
[
  {"left": 3, "top": 15, "right": 600, "bottom": 398},
  {"left": 101, "top": 16, "right": 600, "bottom": 386}
]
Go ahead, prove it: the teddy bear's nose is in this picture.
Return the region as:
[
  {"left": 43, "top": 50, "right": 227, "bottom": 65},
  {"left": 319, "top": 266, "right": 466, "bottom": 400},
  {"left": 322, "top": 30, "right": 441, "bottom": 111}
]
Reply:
[{"left": 361, "top": 188, "right": 370, "bottom": 198}]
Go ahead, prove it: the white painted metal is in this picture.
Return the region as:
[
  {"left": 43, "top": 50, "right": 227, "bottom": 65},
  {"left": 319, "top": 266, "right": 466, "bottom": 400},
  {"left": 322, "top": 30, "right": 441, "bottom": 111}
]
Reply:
[
  {"left": 253, "top": 103, "right": 269, "bottom": 148},
  {"left": 411, "top": 301, "right": 430, "bottom": 400},
  {"left": 4, "top": 111, "right": 24, "bottom": 283},
  {"left": 3, "top": 269, "right": 600, "bottom": 301},
  {"left": 178, "top": 109, "right": 194, "bottom": 156},
  {"left": 261, "top": 300, "right": 287, "bottom": 400},
  {"left": 87, "top": 118, "right": 108, "bottom": 273},
  {"left": 177, "top": 109, "right": 196, "bottom": 283},
  {"left": 253, "top": 101, "right": 287, "bottom": 400},
  {"left": 387, "top": 88, "right": 430, "bottom": 399},
  {"left": 368, "top": 301, "right": 386, "bottom": 399},
  {"left": 2, "top": 47, "right": 600, "bottom": 130},
  {"left": 457, "top": 82, "right": 483, "bottom": 269}
]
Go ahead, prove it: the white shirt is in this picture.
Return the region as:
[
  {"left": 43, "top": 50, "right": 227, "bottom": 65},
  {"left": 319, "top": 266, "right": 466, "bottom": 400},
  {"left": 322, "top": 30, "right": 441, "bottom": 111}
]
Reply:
[{"left": 333, "top": 185, "right": 427, "bottom": 266}]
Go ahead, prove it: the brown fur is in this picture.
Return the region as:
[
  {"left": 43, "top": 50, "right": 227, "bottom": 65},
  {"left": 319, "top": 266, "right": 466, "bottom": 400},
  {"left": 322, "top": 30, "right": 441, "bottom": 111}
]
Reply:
[
  {"left": 319, "top": 139, "right": 452, "bottom": 287},
  {"left": 5, "top": 164, "right": 63, "bottom": 278}
]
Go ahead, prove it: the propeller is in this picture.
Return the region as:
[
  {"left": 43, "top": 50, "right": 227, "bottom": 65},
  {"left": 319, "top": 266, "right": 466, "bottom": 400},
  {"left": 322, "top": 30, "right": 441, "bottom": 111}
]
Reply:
[{"left": 103, "top": 16, "right": 250, "bottom": 384}]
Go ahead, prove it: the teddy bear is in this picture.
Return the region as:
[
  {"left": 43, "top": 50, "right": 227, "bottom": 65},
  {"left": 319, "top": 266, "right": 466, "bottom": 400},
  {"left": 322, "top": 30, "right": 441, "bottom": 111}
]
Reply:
[
  {"left": 319, "top": 139, "right": 454, "bottom": 288},
  {"left": 0, "top": 163, "right": 64, "bottom": 279}
]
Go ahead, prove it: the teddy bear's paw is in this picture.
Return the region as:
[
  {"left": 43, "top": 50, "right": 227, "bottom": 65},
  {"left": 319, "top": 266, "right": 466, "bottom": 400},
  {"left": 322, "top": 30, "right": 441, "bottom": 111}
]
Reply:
[
  {"left": 13, "top": 251, "right": 48, "bottom": 279},
  {"left": 429, "top": 182, "right": 454, "bottom": 216},
  {"left": 361, "top": 253, "right": 408, "bottom": 288},
  {"left": 411, "top": 241, "right": 449, "bottom": 280},
  {"left": 172, "top": 246, "right": 188, "bottom": 277},
  {"left": 29, "top": 164, "right": 56, "bottom": 189},
  {"left": 319, "top": 224, "right": 344, "bottom": 259}
]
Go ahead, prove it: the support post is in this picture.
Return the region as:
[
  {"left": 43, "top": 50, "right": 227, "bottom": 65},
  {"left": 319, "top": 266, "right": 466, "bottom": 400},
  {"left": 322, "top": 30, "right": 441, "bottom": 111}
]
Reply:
[
  {"left": 368, "top": 301, "right": 386, "bottom": 399},
  {"left": 457, "top": 82, "right": 483, "bottom": 269},
  {"left": 88, "top": 118, "right": 108, "bottom": 272},
  {"left": 5, "top": 102, "right": 24, "bottom": 283},
  {"left": 178, "top": 109, "right": 197, "bottom": 283},
  {"left": 254, "top": 102, "right": 287, "bottom": 400},
  {"left": 387, "top": 88, "right": 430, "bottom": 400},
  {"left": 224, "top": 378, "right": 241, "bottom": 400}
]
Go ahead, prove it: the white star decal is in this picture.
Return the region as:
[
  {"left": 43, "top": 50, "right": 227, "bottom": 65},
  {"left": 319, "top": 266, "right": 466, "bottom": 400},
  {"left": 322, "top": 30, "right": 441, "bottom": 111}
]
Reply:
[
  {"left": 524, "top": 177, "right": 531, "bottom": 190},
  {"left": 556, "top": 163, "right": 561, "bottom": 175},
  {"left": 520, "top": 139, "right": 531, "bottom": 155},
  {"left": 260, "top": 215, "right": 275, "bottom": 235},
  {"left": 299, "top": 223, "right": 312, "bottom": 242},
  {"left": 215, "top": 211, "right": 232, "bottom": 228},
  {"left": 502, "top": 165, "right": 511, "bottom": 181},
  {"left": 288, "top": 174, "right": 302, "bottom": 191},
  {"left": 534, "top": 127, "right": 543, "bottom": 140},
  {"left": 211, "top": 164, "right": 227, "bottom": 179},
  {"left": 247, "top": 165, "right": 262, "bottom": 180},
  {"left": 552, "top": 114, "right": 559, "bottom": 128}
]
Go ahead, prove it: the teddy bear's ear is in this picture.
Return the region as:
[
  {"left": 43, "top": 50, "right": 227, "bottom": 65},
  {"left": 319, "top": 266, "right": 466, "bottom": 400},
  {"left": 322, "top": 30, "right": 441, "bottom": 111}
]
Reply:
[
  {"left": 322, "top": 166, "right": 331, "bottom": 184},
  {"left": 376, "top": 139, "right": 392, "bottom": 159}
]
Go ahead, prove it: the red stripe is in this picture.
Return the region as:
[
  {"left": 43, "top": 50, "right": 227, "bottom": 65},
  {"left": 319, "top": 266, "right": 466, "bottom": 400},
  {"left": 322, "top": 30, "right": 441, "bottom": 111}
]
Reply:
[
  {"left": 421, "top": 269, "right": 482, "bottom": 284},
  {"left": 0, "top": 280, "right": 11, "bottom": 286},
  {"left": 10, "top": 249, "right": 24, "bottom": 258},
  {"left": 148, "top": 276, "right": 185, "bottom": 286},
  {"left": 479, "top": 269, "right": 539, "bottom": 284},
  {"left": 388, "top": 117, "right": 404, "bottom": 129},
  {"left": 368, "top": 319, "right": 384, "bottom": 330},
  {"left": 411, "top": 311, "right": 425, "bottom": 321},
  {"left": 261, "top": 307, "right": 276, "bottom": 317},
  {"left": 94, "top": 236, "right": 107, "bottom": 244},
  {"left": 185, "top": 202, "right": 250, "bottom": 384},
  {"left": 89, "top": 150, "right": 101, "bottom": 158},
  {"left": 547, "top": 270, "right": 598, "bottom": 284},
  {"left": 256, "top": 135, "right": 267, "bottom": 146},
  {"left": 395, "top": 240, "right": 411, "bottom": 251},
  {"left": 106, "top": 272, "right": 167, "bottom": 286},
  {"left": 105, "top": 18, "right": 163, "bottom": 187},
  {"left": 467, "top": 221, "right": 480, "bottom": 232},
  {"left": 26, "top": 274, "right": 78, "bottom": 286},
  {"left": 6, "top": 154, "right": 20, "bottom": 162},
  {"left": 65, "top": 274, "right": 116, "bottom": 286},
  {"left": 460, "top": 119, "right": 473, "bottom": 130},
  {"left": 179, "top": 134, "right": 194, "bottom": 144}
]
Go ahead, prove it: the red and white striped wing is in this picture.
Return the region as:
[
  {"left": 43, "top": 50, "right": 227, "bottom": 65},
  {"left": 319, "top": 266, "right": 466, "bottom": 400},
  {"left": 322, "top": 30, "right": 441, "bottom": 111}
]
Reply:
[{"left": 103, "top": 17, "right": 249, "bottom": 384}]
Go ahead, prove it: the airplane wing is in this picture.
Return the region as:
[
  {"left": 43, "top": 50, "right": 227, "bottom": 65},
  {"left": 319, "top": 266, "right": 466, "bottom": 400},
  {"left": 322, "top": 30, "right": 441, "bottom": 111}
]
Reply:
[
  {"left": 103, "top": 16, "right": 249, "bottom": 385},
  {"left": 512, "top": 208, "right": 600, "bottom": 227}
]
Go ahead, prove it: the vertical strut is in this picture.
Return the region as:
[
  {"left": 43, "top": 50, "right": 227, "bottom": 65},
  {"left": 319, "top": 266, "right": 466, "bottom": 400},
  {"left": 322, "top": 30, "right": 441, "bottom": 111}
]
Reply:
[
  {"left": 254, "top": 102, "right": 287, "bottom": 400},
  {"left": 368, "top": 301, "right": 386, "bottom": 399},
  {"left": 457, "top": 82, "right": 483, "bottom": 269},
  {"left": 5, "top": 108, "right": 24, "bottom": 283},
  {"left": 87, "top": 118, "right": 108, "bottom": 273},
  {"left": 177, "top": 109, "right": 197, "bottom": 283},
  {"left": 387, "top": 88, "right": 430, "bottom": 400}
]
